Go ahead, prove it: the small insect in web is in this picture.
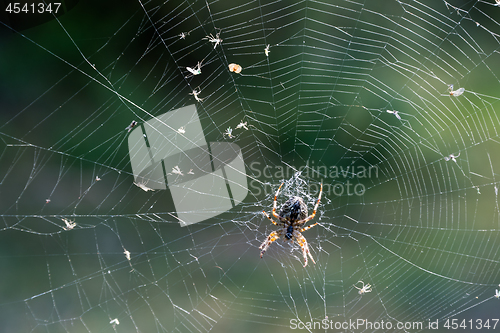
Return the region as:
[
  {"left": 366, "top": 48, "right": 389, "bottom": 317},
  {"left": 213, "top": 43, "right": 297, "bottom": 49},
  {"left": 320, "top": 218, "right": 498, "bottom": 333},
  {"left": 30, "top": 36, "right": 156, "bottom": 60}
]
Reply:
[
  {"left": 353, "top": 281, "right": 372, "bottom": 295},
  {"left": 223, "top": 127, "right": 235, "bottom": 139},
  {"left": 186, "top": 61, "right": 202, "bottom": 76},
  {"left": 444, "top": 152, "right": 460, "bottom": 162},
  {"left": 189, "top": 88, "right": 203, "bottom": 102},
  {"left": 110, "top": 318, "right": 120, "bottom": 327},
  {"left": 228, "top": 63, "right": 242, "bottom": 73},
  {"left": 448, "top": 84, "right": 465, "bottom": 96},
  {"left": 264, "top": 44, "right": 270, "bottom": 57},
  {"left": 124, "top": 250, "right": 131, "bottom": 261},
  {"left": 495, "top": 288, "right": 500, "bottom": 299},
  {"left": 134, "top": 180, "right": 154, "bottom": 192},
  {"left": 178, "top": 32, "right": 189, "bottom": 39},
  {"left": 495, "top": 0, "right": 500, "bottom": 6},
  {"left": 386, "top": 110, "right": 401, "bottom": 120},
  {"left": 125, "top": 120, "right": 137, "bottom": 132},
  {"left": 204, "top": 31, "right": 222, "bottom": 49},
  {"left": 62, "top": 218, "right": 76, "bottom": 230},
  {"left": 169, "top": 165, "right": 184, "bottom": 176},
  {"left": 260, "top": 183, "right": 323, "bottom": 267},
  {"left": 236, "top": 121, "right": 249, "bottom": 130},
  {"left": 177, "top": 126, "right": 186, "bottom": 134}
]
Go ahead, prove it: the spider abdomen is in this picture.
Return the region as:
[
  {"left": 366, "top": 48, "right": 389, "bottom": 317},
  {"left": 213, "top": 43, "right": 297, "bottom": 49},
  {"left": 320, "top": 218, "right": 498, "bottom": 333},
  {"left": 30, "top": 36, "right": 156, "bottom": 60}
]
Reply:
[
  {"left": 285, "top": 225, "right": 294, "bottom": 240},
  {"left": 279, "top": 196, "right": 308, "bottom": 221}
]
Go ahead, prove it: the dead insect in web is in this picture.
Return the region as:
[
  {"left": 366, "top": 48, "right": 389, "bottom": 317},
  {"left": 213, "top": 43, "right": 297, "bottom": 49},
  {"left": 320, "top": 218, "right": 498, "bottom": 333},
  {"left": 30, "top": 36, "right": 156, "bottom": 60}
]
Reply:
[
  {"left": 204, "top": 31, "right": 222, "bottom": 49},
  {"left": 386, "top": 110, "right": 401, "bottom": 120},
  {"left": 134, "top": 180, "right": 154, "bottom": 192},
  {"left": 444, "top": 152, "right": 460, "bottom": 162},
  {"left": 264, "top": 44, "right": 270, "bottom": 57},
  {"left": 448, "top": 84, "right": 465, "bottom": 96},
  {"left": 189, "top": 88, "right": 203, "bottom": 102},
  {"left": 186, "top": 61, "right": 202, "bottom": 76},
  {"left": 353, "top": 281, "right": 372, "bottom": 295},
  {"left": 260, "top": 183, "right": 323, "bottom": 267},
  {"left": 236, "top": 121, "right": 249, "bottom": 130},
  {"left": 179, "top": 32, "right": 189, "bottom": 39},
  {"left": 62, "top": 218, "right": 76, "bottom": 230},
  {"left": 228, "top": 63, "right": 242, "bottom": 73},
  {"left": 125, "top": 120, "right": 138, "bottom": 132},
  {"left": 177, "top": 126, "right": 186, "bottom": 134},
  {"left": 223, "top": 127, "right": 235, "bottom": 139},
  {"left": 170, "top": 165, "right": 184, "bottom": 176}
]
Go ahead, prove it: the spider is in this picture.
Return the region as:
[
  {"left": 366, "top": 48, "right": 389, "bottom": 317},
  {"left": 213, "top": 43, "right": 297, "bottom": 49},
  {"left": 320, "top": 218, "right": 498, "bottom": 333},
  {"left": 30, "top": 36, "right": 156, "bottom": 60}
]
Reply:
[
  {"left": 353, "top": 281, "right": 372, "bottom": 295},
  {"left": 260, "top": 182, "right": 323, "bottom": 267}
]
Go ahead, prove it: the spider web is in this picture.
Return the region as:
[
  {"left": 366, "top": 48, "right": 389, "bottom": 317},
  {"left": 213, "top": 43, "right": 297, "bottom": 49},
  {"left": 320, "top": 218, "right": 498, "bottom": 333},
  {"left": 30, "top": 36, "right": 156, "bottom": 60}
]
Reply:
[{"left": 1, "top": 0, "right": 500, "bottom": 332}]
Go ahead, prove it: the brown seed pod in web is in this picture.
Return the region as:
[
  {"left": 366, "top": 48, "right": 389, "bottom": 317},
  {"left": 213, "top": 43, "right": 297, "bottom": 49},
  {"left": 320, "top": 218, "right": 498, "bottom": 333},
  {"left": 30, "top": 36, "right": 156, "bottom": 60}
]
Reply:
[{"left": 228, "top": 63, "right": 242, "bottom": 73}]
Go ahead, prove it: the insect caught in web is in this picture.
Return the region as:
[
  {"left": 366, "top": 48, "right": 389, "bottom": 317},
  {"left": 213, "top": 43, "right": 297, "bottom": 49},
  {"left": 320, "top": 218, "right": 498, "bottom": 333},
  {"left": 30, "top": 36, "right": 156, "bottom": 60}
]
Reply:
[
  {"left": 204, "top": 31, "right": 222, "bottom": 49},
  {"left": 169, "top": 165, "right": 184, "bottom": 176},
  {"left": 134, "top": 179, "right": 154, "bottom": 192},
  {"left": 223, "top": 127, "right": 235, "bottom": 139},
  {"left": 125, "top": 120, "right": 137, "bottom": 132},
  {"left": 444, "top": 152, "right": 460, "bottom": 162},
  {"left": 228, "top": 63, "right": 242, "bottom": 73},
  {"left": 386, "top": 109, "right": 401, "bottom": 120},
  {"left": 189, "top": 88, "right": 203, "bottom": 102},
  {"left": 448, "top": 84, "right": 465, "bottom": 96},
  {"left": 264, "top": 44, "right": 270, "bottom": 57},
  {"left": 353, "top": 281, "right": 372, "bottom": 295},
  {"left": 260, "top": 182, "right": 323, "bottom": 267},
  {"left": 186, "top": 61, "right": 203, "bottom": 77}
]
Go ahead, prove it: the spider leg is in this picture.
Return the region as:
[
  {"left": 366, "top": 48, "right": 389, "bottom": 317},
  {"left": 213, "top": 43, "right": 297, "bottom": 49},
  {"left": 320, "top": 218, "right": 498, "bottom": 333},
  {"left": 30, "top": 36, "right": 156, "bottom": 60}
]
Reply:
[
  {"left": 299, "top": 222, "right": 318, "bottom": 233},
  {"left": 262, "top": 210, "right": 279, "bottom": 226},
  {"left": 296, "top": 183, "right": 323, "bottom": 225},
  {"left": 272, "top": 183, "right": 284, "bottom": 219},
  {"left": 294, "top": 230, "right": 315, "bottom": 267},
  {"left": 259, "top": 229, "right": 284, "bottom": 258}
]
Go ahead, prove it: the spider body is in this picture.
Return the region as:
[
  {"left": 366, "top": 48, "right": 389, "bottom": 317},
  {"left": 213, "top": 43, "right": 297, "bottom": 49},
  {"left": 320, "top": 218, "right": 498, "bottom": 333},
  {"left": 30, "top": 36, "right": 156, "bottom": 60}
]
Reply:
[
  {"left": 260, "top": 183, "right": 322, "bottom": 267},
  {"left": 285, "top": 225, "right": 294, "bottom": 240}
]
